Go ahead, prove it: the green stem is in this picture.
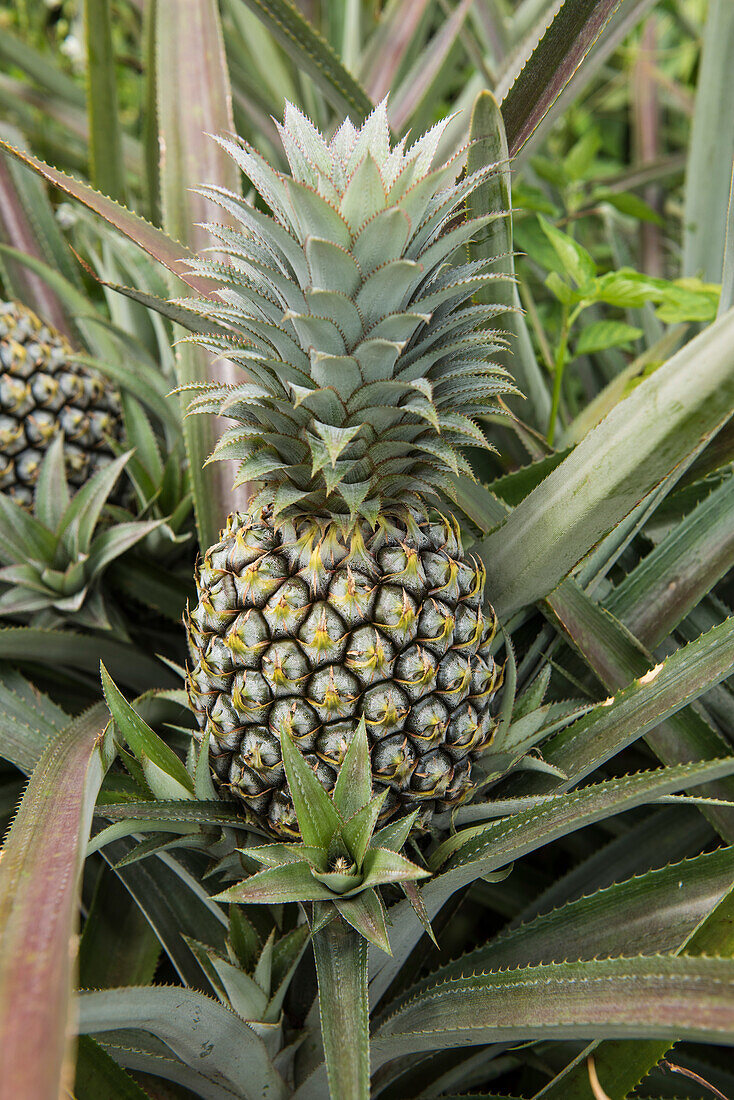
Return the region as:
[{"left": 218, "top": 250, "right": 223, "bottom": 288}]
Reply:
[
  {"left": 547, "top": 303, "right": 584, "bottom": 447},
  {"left": 313, "top": 916, "right": 370, "bottom": 1100}
]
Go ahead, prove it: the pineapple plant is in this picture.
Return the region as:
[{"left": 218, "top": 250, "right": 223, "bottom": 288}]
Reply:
[
  {"left": 2, "top": 3, "right": 734, "bottom": 1100},
  {"left": 184, "top": 101, "right": 512, "bottom": 837},
  {"left": 0, "top": 299, "right": 123, "bottom": 506}
]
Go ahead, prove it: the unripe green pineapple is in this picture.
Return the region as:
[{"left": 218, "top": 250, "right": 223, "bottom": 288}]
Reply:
[
  {"left": 185, "top": 102, "right": 516, "bottom": 837},
  {"left": 0, "top": 301, "right": 123, "bottom": 505}
]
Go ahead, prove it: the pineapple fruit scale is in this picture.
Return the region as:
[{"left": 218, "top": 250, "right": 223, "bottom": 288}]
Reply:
[
  {"left": 185, "top": 101, "right": 516, "bottom": 837},
  {"left": 0, "top": 300, "right": 123, "bottom": 505}
]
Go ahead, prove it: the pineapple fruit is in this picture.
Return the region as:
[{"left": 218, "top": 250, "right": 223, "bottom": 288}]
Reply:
[
  {"left": 185, "top": 102, "right": 515, "bottom": 837},
  {"left": 0, "top": 300, "right": 123, "bottom": 505}
]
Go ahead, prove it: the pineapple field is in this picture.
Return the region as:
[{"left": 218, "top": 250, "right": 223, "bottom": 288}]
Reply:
[{"left": 0, "top": 1, "right": 733, "bottom": 1098}]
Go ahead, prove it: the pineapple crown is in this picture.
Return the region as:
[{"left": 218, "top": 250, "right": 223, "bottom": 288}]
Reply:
[{"left": 180, "top": 99, "right": 518, "bottom": 527}]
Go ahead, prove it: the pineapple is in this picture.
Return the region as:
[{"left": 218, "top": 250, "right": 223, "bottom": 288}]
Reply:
[
  {"left": 0, "top": 300, "right": 123, "bottom": 506},
  {"left": 185, "top": 101, "right": 516, "bottom": 837}
]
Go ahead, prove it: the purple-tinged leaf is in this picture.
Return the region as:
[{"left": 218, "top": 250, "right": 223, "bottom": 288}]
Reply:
[
  {"left": 372, "top": 955, "right": 734, "bottom": 1063},
  {"left": 156, "top": 0, "right": 251, "bottom": 547},
  {"left": 0, "top": 139, "right": 209, "bottom": 295},
  {"left": 0, "top": 704, "right": 111, "bottom": 1099},
  {"left": 389, "top": 0, "right": 475, "bottom": 133},
  {"left": 0, "top": 156, "right": 70, "bottom": 334},
  {"left": 360, "top": 0, "right": 430, "bottom": 104},
  {"left": 215, "top": 862, "right": 336, "bottom": 904},
  {"left": 501, "top": 0, "right": 622, "bottom": 156}
]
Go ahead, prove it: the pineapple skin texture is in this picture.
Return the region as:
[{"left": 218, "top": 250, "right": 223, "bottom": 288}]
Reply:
[
  {"left": 0, "top": 301, "right": 123, "bottom": 506},
  {"left": 186, "top": 509, "right": 502, "bottom": 837}
]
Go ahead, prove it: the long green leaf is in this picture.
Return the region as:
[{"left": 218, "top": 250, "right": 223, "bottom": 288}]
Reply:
[
  {"left": 605, "top": 476, "right": 734, "bottom": 647},
  {"left": 537, "top": 847, "right": 734, "bottom": 1100},
  {"left": 539, "top": 615, "right": 734, "bottom": 786},
  {"left": 415, "top": 847, "right": 734, "bottom": 983},
  {"left": 0, "top": 626, "right": 174, "bottom": 692},
  {"left": 467, "top": 90, "right": 550, "bottom": 430},
  {"left": 312, "top": 919, "right": 370, "bottom": 1100},
  {"left": 682, "top": 0, "right": 734, "bottom": 281},
  {"left": 429, "top": 758, "right": 734, "bottom": 877},
  {"left": 545, "top": 580, "right": 734, "bottom": 844},
  {"left": 372, "top": 955, "right": 734, "bottom": 1065},
  {"left": 480, "top": 307, "right": 734, "bottom": 617},
  {"left": 0, "top": 705, "right": 111, "bottom": 1099},
  {"left": 83, "top": 0, "right": 126, "bottom": 203},
  {"left": 238, "top": 0, "right": 373, "bottom": 122}
]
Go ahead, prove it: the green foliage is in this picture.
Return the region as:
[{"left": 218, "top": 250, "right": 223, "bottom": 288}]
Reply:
[{"left": 1, "top": 2, "right": 734, "bottom": 1100}]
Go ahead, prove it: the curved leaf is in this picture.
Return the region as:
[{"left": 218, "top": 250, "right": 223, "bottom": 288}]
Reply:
[{"left": 0, "top": 705, "right": 111, "bottom": 1099}]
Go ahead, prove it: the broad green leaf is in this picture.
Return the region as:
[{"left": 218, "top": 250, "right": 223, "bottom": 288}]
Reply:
[
  {"left": 480, "top": 307, "right": 734, "bottom": 617},
  {"left": 100, "top": 665, "right": 194, "bottom": 795},
  {"left": 312, "top": 918, "right": 370, "bottom": 1098},
  {"left": 574, "top": 320, "right": 643, "bottom": 355},
  {"left": 0, "top": 705, "right": 111, "bottom": 1099},
  {"left": 78, "top": 985, "right": 288, "bottom": 1100},
  {"left": 539, "top": 217, "right": 595, "bottom": 289}
]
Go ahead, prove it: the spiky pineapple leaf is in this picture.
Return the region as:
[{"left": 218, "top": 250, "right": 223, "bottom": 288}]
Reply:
[
  {"left": 501, "top": 0, "right": 623, "bottom": 156},
  {"left": 332, "top": 717, "right": 371, "bottom": 820},
  {"left": 78, "top": 986, "right": 288, "bottom": 1100},
  {"left": 280, "top": 727, "right": 343, "bottom": 850},
  {"left": 100, "top": 665, "right": 194, "bottom": 795},
  {"left": 480, "top": 307, "right": 734, "bottom": 616},
  {"left": 0, "top": 704, "right": 111, "bottom": 1099},
  {"left": 216, "top": 863, "right": 337, "bottom": 905},
  {"left": 371, "top": 955, "right": 734, "bottom": 1064},
  {"left": 429, "top": 758, "right": 734, "bottom": 875},
  {"left": 0, "top": 140, "right": 206, "bottom": 291}
]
